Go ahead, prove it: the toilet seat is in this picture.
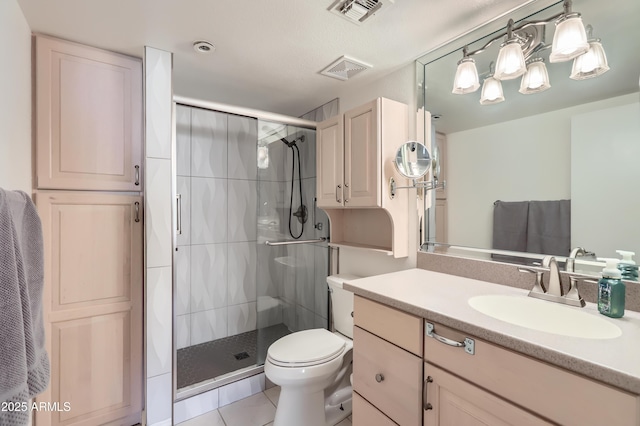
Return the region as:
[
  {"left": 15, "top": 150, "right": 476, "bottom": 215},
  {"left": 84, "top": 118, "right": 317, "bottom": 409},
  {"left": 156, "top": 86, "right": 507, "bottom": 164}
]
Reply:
[{"left": 267, "top": 329, "right": 346, "bottom": 368}]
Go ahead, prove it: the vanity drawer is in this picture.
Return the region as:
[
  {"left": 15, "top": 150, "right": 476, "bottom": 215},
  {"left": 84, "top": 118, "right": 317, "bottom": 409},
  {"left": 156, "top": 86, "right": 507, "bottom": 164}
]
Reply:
[
  {"left": 353, "top": 326, "right": 422, "bottom": 426},
  {"left": 424, "top": 322, "right": 639, "bottom": 426},
  {"left": 352, "top": 392, "right": 398, "bottom": 426},
  {"left": 354, "top": 295, "right": 422, "bottom": 355}
]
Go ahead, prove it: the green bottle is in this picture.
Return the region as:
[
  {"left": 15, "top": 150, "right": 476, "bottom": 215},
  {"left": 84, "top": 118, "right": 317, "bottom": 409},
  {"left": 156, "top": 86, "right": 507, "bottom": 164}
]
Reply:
[{"left": 597, "top": 258, "right": 625, "bottom": 318}]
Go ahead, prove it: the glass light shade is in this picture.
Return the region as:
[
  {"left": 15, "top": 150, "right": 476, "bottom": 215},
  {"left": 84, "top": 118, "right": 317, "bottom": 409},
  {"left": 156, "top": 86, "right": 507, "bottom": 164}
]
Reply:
[
  {"left": 570, "top": 40, "right": 610, "bottom": 80},
  {"left": 549, "top": 13, "right": 589, "bottom": 63},
  {"left": 452, "top": 57, "right": 480, "bottom": 94},
  {"left": 479, "top": 76, "right": 505, "bottom": 105},
  {"left": 494, "top": 40, "right": 526, "bottom": 80},
  {"left": 519, "top": 59, "right": 551, "bottom": 94}
]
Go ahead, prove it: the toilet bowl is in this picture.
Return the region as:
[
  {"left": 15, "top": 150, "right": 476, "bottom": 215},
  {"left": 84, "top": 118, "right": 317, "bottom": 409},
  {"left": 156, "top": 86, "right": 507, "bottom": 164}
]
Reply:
[{"left": 264, "top": 274, "right": 359, "bottom": 426}]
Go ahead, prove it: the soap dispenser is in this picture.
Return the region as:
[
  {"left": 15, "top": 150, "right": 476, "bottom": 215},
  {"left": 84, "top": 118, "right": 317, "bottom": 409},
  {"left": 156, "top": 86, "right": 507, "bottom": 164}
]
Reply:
[
  {"left": 616, "top": 250, "right": 639, "bottom": 281},
  {"left": 597, "top": 258, "right": 625, "bottom": 318}
]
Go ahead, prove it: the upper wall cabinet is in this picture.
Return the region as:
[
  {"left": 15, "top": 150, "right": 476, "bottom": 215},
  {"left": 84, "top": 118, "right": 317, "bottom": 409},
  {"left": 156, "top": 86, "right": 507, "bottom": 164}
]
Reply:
[
  {"left": 35, "top": 35, "right": 143, "bottom": 191},
  {"left": 316, "top": 98, "right": 409, "bottom": 257}
]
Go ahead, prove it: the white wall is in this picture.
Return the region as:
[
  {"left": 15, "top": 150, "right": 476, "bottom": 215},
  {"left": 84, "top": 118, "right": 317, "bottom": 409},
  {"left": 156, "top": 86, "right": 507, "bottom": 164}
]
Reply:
[
  {"left": 335, "top": 63, "right": 420, "bottom": 276},
  {"left": 445, "top": 93, "right": 637, "bottom": 250},
  {"left": 0, "top": 0, "right": 32, "bottom": 193}
]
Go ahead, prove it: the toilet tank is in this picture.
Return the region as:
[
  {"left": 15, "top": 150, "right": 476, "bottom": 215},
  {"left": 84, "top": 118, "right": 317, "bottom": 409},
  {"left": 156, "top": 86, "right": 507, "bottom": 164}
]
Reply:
[{"left": 327, "top": 274, "right": 360, "bottom": 339}]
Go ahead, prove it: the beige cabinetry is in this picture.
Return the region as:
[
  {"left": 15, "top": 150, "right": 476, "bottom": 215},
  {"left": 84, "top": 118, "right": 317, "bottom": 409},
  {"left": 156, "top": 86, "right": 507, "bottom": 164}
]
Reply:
[
  {"left": 35, "top": 35, "right": 143, "bottom": 191},
  {"left": 352, "top": 296, "right": 423, "bottom": 425},
  {"left": 316, "top": 98, "right": 409, "bottom": 257},
  {"left": 423, "top": 322, "right": 639, "bottom": 426},
  {"left": 36, "top": 192, "right": 143, "bottom": 426},
  {"left": 33, "top": 35, "right": 144, "bottom": 426}
]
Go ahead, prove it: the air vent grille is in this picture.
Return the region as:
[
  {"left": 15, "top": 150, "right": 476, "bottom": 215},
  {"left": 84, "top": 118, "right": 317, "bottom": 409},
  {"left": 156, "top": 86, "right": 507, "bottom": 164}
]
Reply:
[
  {"left": 329, "top": 0, "right": 394, "bottom": 25},
  {"left": 320, "top": 56, "right": 371, "bottom": 81}
]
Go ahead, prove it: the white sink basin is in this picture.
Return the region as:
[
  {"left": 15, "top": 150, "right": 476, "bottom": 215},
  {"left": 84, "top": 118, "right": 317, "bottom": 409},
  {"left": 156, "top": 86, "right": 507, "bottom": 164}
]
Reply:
[{"left": 468, "top": 295, "right": 622, "bottom": 339}]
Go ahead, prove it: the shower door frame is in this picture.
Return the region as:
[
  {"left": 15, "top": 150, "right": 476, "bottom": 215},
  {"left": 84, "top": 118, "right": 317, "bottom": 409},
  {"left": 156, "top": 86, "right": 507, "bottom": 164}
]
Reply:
[{"left": 171, "top": 96, "right": 317, "bottom": 402}]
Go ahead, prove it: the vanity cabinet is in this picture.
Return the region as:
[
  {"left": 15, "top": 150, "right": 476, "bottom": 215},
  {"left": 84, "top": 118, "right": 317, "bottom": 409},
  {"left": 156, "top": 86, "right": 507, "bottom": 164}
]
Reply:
[
  {"left": 316, "top": 98, "right": 409, "bottom": 257},
  {"left": 35, "top": 35, "right": 143, "bottom": 191},
  {"left": 424, "top": 322, "right": 639, "bottom": 426},
  {"left": 352, "top": 296, "right": 423, "bottom": 425}
]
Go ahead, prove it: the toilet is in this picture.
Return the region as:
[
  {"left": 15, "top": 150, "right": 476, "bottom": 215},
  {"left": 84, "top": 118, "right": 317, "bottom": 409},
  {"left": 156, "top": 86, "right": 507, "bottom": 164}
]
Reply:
[{"left": 264, "top": 274, "right": 359, "bottom": 426}]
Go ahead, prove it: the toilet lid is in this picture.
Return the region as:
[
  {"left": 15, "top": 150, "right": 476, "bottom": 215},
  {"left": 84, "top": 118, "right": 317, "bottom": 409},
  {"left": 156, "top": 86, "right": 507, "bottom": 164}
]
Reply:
[{"left": 267, "top": 329, "right": 346, "bottom": 367}]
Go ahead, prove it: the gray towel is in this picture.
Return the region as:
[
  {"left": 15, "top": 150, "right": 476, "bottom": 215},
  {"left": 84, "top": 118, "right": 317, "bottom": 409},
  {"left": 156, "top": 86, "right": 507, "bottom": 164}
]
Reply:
[
  {"left": 492, "top": 201, "right": 529, "bottom": 252},
  {"left": 527, "top": 200, "right": 571, "bottom": 256},
  {"left": 0, "top": 190, "right": 50, "bottom": 426}
]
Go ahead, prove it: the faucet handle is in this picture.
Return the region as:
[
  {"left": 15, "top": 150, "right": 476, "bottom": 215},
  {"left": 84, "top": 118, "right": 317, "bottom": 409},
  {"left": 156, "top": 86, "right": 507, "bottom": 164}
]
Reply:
[{"left": 518, "top": 267, "right": 547, "bottom": 294}]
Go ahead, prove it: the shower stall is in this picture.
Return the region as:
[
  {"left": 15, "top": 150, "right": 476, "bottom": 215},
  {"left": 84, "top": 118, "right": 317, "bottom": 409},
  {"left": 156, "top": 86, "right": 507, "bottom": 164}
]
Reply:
[{"left": 173, "top": 99, "right": 330, "bottom": 398}]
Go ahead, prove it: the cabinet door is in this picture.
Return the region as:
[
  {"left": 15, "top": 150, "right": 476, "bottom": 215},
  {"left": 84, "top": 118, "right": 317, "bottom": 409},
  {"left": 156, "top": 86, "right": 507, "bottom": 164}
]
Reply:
[
  {"left": 316, "top": 115, "right": 344, "bottom": 208},
  {"left": 36, "top": 35, "right": 143, "bottom": 191},
  {"left": 36, "top": 192, "right": 143, "bottom": 426},
  {"left": 344, "top": 99, "right": 380, "bottom": 207},
  {"left": 424, "top": 363, "right": 550, "bottom": 426}
]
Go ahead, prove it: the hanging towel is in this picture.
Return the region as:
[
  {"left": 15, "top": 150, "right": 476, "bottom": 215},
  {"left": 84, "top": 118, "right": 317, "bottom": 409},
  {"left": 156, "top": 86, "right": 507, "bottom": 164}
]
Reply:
[
  {"left": 0, "top": 190, "right": 50, "bottom": 426},
  {"left": 526, "top": 200, "right": 571, "bottom": 256},
  {"left": 492, "top": 200, "right": 529, "bottom": 252}
]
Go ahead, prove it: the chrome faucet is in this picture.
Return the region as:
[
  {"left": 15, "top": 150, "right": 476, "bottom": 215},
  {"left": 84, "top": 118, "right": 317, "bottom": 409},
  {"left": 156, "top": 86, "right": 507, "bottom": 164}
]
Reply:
[
  {"left": 519, "top": 255, "right": 585, "bottom": 307},
  {"left": 565, "top": 247, "right": 596, "bottom": 273}
]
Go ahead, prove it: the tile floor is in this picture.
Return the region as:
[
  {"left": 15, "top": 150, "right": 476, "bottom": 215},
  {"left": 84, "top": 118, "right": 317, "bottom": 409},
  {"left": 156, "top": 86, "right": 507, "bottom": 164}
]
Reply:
[{"left": 177, "top": 386, "right": 353, "bottom": 426}]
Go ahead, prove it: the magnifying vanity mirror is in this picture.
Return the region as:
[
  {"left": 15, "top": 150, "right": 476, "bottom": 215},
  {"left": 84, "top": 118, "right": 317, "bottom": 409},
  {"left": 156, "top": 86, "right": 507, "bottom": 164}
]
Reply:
[
  {"left": 394, "top": 141, "right": 431, "bottom": 179},
  {"left": 417, "top": 0, "right": 640, "bottom": 279}
]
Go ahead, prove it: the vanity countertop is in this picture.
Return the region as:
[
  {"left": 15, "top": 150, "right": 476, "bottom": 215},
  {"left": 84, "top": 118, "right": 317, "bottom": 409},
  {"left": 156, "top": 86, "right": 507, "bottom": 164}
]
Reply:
[{"left": 344, "top": 268, "right": 640, "bottom": 395}]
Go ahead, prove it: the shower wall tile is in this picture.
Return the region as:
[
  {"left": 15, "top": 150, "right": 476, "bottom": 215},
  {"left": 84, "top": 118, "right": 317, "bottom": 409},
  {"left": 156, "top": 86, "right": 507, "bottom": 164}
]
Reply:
[
  {"left": 176, "top": 176, "right": 191, "bottom": 246},
  {"left": 175, "top": 245, "right": 190, "bottom": 316},
  {"left": 174, "top": 387, "right": 219, "bottom": 424},
  {"left": 146, "top": 267, "right": 172, "bottom": 378},
  {"left": 281, "top": 245, "right": 297, "bottom": 303},
  {"left": 191, "top": 108, "right": 227, "bottom": 178},
  {"left": 228, "top": 179, "right": 257, "bottom": 242},
  {"left": 228, "top": 302, "right": 257, "bottom": 335},
  {"left": 300, "top": 128, "right": 316, "bottom": 179},
  {"left": 146, "top": 373, "right": 172, "bottom": 426},
  {"left": 314, "top": 245, "right": 329, "bottom": 319},
  {"left": 256, "top": 243, "right": 279, "bottom": 298},
  {"left": 315, "top": 314, "right": 328, "bottom": 329},
  {"left": 191, "top": 177, "right": 227, "bottom": 244},
  {"left": 257, "top": 180, "right": 284, "bottom": 236},
  {"left": 145, "top": 47, "right": 172, "bottom": 160},
  {"left": 145, "top": 158, "right": 172, "bottom": 268},
  {"left": 176, "top": 105, "right": 191, "bottom": 176},
  {"left": 190, "top": 243, "right": 227, "bottom": 311},
  {"left": 282, "top": 299, "right": 295, "bottom": 331},
  {"left": 228, "top": 115, "right": 258, "bottom": 180},
  {"left": 218, "top": 373, "right": 265, "bottom": 407},
  {"left": 228, "top": 242, "right": 257, "bottom": 305},
  {"left": 191, "top": 307, "right": 228, "bottom": 345},
  {"left": 176, "top": 314, "right": 190, "bottom": 349},
  {"left": 283, "top": 178, "right": 304, "bottom": 239},
  {"left": 295, "top": 244, "right": 315, "bottom": 312}
]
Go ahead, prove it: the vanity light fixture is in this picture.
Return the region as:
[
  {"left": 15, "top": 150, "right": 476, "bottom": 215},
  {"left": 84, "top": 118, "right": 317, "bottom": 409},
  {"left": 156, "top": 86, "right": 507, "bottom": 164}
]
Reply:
[
  {"left": 494, "top": 20, "right": 527, "bottom": 80},
  {"left": 570, "top": 25, "right": 609, "bottom": 80},
  {"left": 452, "top": 47, "right": 480, "bottom": 94},
  {"left": 451, "top": 0, "right": 607, "bottom": 104},
  {"left": 519, "top": 58, "right": 551, "bottom": 94},
  {"left": 480, "top": 62, "right": 505, "bottom": 105}
]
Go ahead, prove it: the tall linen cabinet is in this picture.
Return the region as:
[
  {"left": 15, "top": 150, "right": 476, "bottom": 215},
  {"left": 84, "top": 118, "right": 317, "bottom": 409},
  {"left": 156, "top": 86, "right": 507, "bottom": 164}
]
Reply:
[{"left": 34, "top": 34, "right": 143, "bottom": 426}]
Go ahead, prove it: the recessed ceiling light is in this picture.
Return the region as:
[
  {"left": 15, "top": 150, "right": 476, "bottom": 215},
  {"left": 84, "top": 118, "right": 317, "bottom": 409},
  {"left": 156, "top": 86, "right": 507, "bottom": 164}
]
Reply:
[{"left": 193, "top": 40, "right": 215, "bottom": 53}]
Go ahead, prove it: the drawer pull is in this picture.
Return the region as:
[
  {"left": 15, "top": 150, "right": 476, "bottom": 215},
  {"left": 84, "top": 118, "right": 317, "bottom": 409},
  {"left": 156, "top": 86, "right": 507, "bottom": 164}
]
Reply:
[
  {"left": 426, "top": 322, "right": 475, "bottom": 355},
  {"left": 134, "top": 165, "right": 140, "bottom": 186},
  {"left": 423, "top": 376, "right": 433, "bottom": 411},
  {"left": 375, "top": 373, "right": 384, "bottom": 383}
]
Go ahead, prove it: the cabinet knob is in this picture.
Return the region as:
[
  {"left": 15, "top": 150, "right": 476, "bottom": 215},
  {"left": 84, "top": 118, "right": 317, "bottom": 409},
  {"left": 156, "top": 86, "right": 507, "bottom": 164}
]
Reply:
[{"left": 375, "top": 373, "right": 384, "bottom": 383}]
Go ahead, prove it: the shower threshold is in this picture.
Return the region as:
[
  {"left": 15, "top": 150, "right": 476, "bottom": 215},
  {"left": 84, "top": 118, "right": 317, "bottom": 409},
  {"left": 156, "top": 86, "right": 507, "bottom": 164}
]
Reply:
[{"left": 177, "top": 323, "right": 290, "bottom": 391}]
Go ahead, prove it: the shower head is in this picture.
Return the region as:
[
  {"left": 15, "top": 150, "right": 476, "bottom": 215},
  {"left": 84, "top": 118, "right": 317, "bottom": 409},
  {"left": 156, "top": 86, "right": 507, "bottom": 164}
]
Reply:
[{"left": 280, "top": 135, "right": 305, "bottom": 148}]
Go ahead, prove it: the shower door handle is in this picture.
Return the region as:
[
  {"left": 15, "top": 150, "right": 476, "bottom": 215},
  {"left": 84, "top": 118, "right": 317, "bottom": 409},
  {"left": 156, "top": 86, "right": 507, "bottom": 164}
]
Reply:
[
  {"left": 336, "top": 185, "right": 342, "bottom": 204},
  {"left": 176, "top": 194, "right": 182, "bottom": 235}
]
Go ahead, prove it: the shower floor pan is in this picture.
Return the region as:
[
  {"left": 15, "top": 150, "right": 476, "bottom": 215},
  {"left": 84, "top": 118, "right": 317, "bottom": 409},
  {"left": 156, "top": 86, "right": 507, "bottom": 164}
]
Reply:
[{"left": 177, "top": 323, "right": 291, "bottom": 390}]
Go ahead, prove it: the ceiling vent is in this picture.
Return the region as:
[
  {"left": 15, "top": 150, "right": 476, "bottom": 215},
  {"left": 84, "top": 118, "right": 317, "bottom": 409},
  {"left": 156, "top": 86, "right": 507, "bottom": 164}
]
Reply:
[
  {"left": 320, "top": 56, "right": 371, "bottom": 81},
  {"left": 329, "top": 0, "right": 394, "bottom": 25}
]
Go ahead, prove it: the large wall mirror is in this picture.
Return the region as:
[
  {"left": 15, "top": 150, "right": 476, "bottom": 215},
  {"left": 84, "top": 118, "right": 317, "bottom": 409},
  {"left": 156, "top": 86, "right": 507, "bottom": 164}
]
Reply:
[{"left": 417, "top": 0, "right": 640, "bottom": 277}]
